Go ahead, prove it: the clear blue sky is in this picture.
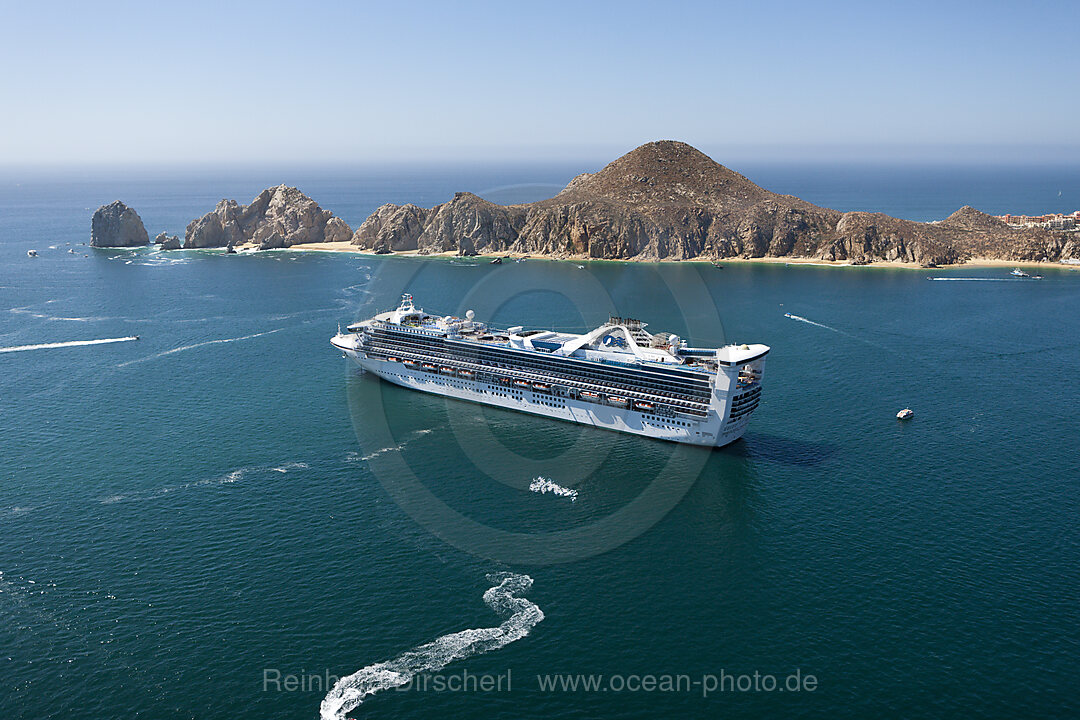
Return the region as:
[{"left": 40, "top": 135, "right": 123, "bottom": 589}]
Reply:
[{"left": 1, "top": 0, "right": 1077, "bottom": 165}]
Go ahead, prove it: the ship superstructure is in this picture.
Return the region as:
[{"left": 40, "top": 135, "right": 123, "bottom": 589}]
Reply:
[{"left": 331, "top": 294, "right": 768, "bottom": 446}]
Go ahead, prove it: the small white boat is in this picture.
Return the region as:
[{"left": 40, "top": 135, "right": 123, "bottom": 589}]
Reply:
[
  {"left": 1010, "top": 268, "right": 1031, "bottom": 278},
  {"left": 27, "top": 250, "right": 37, "bottom": 257},
  {"left": 896, "top": 408, "right": 914, "bottom": 420}
]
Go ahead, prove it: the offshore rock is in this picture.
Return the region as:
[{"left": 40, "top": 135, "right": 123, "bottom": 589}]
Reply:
[
  {"left": 184, "top": 185, "right": 351, "bottom": 249},
  {"left": 155, "top": 232, "right": 182, "bottom": 250},
  {"left": 90, "top": 201, "right": 150, "bottom": 247},
  {"left": 350, "top": 140, "right": 1076, "bottom": 264}
]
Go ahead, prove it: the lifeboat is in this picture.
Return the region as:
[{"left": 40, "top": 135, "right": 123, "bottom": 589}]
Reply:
[
  {"left": 387, "top": 356, "right": 399, "bottom": 363},
  {"left": 460, "top": 370, "right": 474, "bottom": 378},
  {"left": 402, "top": 359, "right": 417, "bottom": 366},
  {"left": 608, "top": 396, "right": 628, "bottom": 406},
  {"left": 422, "top": 363, "right": 436, "bottom": 371},
  {"left": 499, "top": 377, "right": 512, "bottom": 384},
  {"left": 440, "top": 366, "right": 455, "bottom": 374},
  {"left": 532, "top": 382, "right": 550, "bottom": 391},
  {"left": 635, "top": 401, "right": 654, "bottom": 411},
  {"left": 581, "top": 391, "right": 600, "bottom": 400},
  {"left": 513, "top": 380, "right": 530, "bottom": 388}
]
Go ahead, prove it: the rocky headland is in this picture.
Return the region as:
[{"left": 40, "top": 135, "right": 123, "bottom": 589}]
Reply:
[
  {"left": 100, "top": 141, "right": 1077, "bottom": 266},
  {"left": 90, "top": 201, "right": 150, "bottom": 247},
  {"left": 183, "top": 184, "right": 351, "bottom": 250},
  {"left": 351, "top": 141, "right": 1078, "bottom": 265}
]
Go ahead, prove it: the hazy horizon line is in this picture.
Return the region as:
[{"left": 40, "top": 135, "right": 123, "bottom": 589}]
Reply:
[{"left": 2, "top": 142, "right": 1080, "bottom": 173}]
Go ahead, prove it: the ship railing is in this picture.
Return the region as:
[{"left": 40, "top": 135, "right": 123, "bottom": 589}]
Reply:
[
  {"left": 367, "top": 332, "right": 711, "bottom": 403},
  {"left": 366, "top": 346, "right": 710, "bottom": 416},
  {"left": 380, "top": 341, "right": 710, "bottom": 404}
]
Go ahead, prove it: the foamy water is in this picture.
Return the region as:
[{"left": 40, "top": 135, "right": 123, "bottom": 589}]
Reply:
[
  {"left": 98, "top": 461, "right": 307, "bottom": 504},
  {"left": 783, "top": 313, "right": 839, "bottom": 332},
  {"left": 116, "top": 329, "right": 284, "bottom": 367},
  {"left": 319, "top": 573, "right": 544, "bottom": 720},
  {"left": 357, "top": 429, "right": 434, "bottom": 461},
  {"left": 529, "top": 476, "right": 578, "bottom": 502},
  {"left": 0, "top": 336, "right": 139, "bottom": 354}
]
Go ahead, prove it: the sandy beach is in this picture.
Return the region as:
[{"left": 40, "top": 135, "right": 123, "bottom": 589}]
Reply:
[{"left": 267, "top": 241, "right": 1076, "bottom": 271}]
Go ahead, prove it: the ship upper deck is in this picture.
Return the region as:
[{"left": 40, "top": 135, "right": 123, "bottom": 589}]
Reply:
[{"left": 351, "top": 294, "right": 766, "bottom": 377}]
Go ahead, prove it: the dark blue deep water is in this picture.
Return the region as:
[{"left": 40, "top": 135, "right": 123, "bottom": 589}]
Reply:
[{"left": 1, "top": 164, "right": 1078, "bottom": 719}]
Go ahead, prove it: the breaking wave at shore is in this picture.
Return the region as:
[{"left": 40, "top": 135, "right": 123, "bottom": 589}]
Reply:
[{"left": 320, "top": 572, "right": 543, "bottom": 720}]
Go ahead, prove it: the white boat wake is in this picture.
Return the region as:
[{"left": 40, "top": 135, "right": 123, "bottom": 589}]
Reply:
[
  {"left": 928, "top": 277, "right": 1012, "bottom": 282},
  {"left": 783, "top": 313, "right": 838, "bottom": 332},
  {"left": 99, "top": 461, "right": 307, "bottom": 504},
  {"left": 354, "top": 429, "right": 434, "bottom": 462},
  {"left": 116, "top": 329, "right": 283, "bottom": 367},
  {"left": 529, "top": 476, "right": 578, "bottom": 501},
  {"left": 320, "top": 573, "right": 543, "bottom": 720},
  {"left": 0, "top": 336, "right": 138, "bottom": 354}
]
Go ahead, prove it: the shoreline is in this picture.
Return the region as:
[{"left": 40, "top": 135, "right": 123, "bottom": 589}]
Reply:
[{"left": 268, "top": 241, "right": 1077, "bottom": 271}]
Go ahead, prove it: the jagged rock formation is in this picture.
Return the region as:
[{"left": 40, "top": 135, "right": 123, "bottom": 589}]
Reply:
[
  {"left": 90, "top": 201, "right": 149, "bottom": 247},
  {"left": 184, "top": 185, "right": 351, "bottom": 249},
  {"left": 155, "top": 232, "right": 182, "bottom": 250},
  {"left": 351, "top": 141, "right": 1078, "bottom": 264}
]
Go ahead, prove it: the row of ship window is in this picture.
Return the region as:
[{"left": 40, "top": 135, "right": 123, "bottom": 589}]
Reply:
[
  {"left": 379, "top": 352, "right": 697, "bottom": 417},
  {"left": 367, "top": 347, "right": 712, "bottom": 414},
  {"left": 369, "top": 329, "right": 712, "bottom": 402}
]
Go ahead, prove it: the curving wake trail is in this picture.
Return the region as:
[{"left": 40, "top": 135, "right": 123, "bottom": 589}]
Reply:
[
  {"left": 320, "top": 573, "right": 543, "bottom": 720},
  {"left": 0, "top": 336, "right": 138, "bottom": 354}
]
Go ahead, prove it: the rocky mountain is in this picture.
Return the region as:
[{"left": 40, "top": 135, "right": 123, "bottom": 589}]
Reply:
[
  {"left": 350, "top": 141, "right": 1078, "bottom": 264},
  {"left": 184, "top": 185, "right": 351, "bottom": 250},
  {"left": 90, "top": 201, "right": 149, "bottom": 247}
]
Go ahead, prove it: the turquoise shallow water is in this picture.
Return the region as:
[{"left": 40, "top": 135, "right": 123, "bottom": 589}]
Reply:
[{"left": 1, "top": 166, "right": 1079, "bottom": 719}]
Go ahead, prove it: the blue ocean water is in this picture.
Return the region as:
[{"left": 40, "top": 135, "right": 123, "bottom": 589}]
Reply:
[{"left": 1, "top": 164, "right": 1078, "bottom": 719}]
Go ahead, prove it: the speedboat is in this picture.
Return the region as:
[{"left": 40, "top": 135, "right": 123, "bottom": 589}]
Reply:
[
  {"left": 1010, "top": 268, "right": 1031, "bottom": 278},
  {"left": 896, "top": 408, "right": 914, "bottom": 420},
  {"left": 490, "top": 257, "right": 502, "bottom": 265},
  {"left": 27, "top": 250, "right": 37, "bottom": 257}
]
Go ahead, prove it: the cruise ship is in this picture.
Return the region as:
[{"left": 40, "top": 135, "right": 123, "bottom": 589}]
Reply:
[{"left": 331, "top": 294, "right": 769, "bottom": 447}]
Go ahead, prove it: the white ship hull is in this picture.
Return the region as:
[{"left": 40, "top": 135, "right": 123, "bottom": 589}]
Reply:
[{"left": 341, "top": 350, "right": 753, "bottom": 447}]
